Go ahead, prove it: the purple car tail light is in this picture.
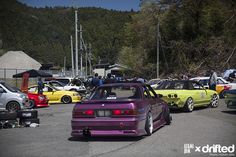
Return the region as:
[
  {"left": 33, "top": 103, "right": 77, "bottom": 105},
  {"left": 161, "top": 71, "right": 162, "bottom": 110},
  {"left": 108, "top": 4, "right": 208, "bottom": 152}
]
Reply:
[
  {"left": 73, "top": 109, "right": 95, "bottom": 118},
  {"left": 112, "top": 109, "right": 138, "bottom": 116}
]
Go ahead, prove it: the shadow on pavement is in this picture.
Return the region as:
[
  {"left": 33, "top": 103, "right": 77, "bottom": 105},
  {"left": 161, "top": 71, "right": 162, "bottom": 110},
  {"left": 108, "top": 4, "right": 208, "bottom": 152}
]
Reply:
[
  {"left": 68, "top": 136, "right": 143, "bottom": 142},
  {"left": 170, "top": 106, "right": 209, "bottom": 114},
  {"left": 221, "top": 110, "right": 236, "bottom": 115}
]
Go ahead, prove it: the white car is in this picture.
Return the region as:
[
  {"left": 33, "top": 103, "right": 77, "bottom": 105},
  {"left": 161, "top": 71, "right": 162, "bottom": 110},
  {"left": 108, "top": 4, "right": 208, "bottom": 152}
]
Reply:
[
  {"left": 0, "top": 81, "right": 29, "bottom": 111},
  {"left": 190, "top": 77, "right": 236, "bottom": 97},
  {"left": 44, "top": 80, "right": 86, "bottom": 94}
]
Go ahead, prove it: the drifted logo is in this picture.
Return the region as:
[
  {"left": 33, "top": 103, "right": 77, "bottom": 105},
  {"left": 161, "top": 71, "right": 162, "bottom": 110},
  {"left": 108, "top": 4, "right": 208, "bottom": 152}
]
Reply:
[{"left": 184, "top": 144, "right": 235, "bottom": 156}]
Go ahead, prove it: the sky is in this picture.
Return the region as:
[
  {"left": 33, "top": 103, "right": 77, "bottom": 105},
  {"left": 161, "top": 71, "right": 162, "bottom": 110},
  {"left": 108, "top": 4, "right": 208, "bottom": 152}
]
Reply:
[{"left": 18, "top": 0, "right": 141, "bottom": 11}]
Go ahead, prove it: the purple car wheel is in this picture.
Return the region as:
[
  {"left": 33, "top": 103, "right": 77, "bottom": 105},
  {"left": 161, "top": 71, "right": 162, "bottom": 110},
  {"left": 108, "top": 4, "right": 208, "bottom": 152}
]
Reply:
[
  {"left": 164, "top": 108, "right": 171, "bottom": 125},
  {"left": 145, "top": 112, "right": 153, "bottom": 136}
]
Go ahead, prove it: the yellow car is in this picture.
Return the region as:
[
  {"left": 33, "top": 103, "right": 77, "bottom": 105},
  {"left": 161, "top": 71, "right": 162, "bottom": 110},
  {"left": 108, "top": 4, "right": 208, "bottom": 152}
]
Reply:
[{"left": 28, "top": 84, "right": 81, "bottom": 104}]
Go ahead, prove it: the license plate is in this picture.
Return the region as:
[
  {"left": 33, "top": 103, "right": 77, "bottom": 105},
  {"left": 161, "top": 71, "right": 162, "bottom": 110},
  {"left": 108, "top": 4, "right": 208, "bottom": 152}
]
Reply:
[{"left": 97, "top": 110, "right": 111, "bottom": 117}]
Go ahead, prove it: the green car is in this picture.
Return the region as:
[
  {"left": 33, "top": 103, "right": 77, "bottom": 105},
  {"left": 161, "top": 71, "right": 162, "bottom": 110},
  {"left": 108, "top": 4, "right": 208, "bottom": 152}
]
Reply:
[
  {"left": 154, "top": 80, "right": 219, "bottom": 112},
  {"left": 224, "top": 89, "right": 236, "bottom": 109}
]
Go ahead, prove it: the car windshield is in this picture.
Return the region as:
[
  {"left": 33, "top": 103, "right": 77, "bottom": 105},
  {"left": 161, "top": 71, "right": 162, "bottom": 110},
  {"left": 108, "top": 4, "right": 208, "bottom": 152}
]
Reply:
[
  {"left": 1, "top": 82, "right": 18, "bottom": 92},
  {"left": 157, "top": 81, "right": 187, "bottom": 90},
  {"left": 49, "top": 81, "right": 64, "bottom": 87},
  {"left": 55, "top": 79, "right": 70, "bottom": 85},
  {"left": 90, "top": 85, "right": 141, "bottom": 100},
  {"left": 49, "top": 85, "right": 59, "bottom": 91}
]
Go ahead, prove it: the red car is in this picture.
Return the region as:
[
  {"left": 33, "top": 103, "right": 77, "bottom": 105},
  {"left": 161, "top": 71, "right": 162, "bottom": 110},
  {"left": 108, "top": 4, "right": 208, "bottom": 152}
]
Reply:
[
  {"left": 27, "top": 92, "right": 49, "bottom": 108},
  {"left": 71, "top": 82, "right": 171, "bottom": 137}
]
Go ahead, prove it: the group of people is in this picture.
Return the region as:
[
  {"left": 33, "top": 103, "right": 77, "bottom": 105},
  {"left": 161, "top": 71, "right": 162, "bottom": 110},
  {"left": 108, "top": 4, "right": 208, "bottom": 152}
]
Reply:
[{"left": 90, "top": 73, "right": 116, "bottom": 90}]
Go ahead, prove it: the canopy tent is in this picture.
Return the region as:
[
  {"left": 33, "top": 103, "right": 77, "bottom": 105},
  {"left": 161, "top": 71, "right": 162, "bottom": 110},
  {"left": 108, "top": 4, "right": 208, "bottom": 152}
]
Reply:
[{"left": 13, "top": 69, "right": 52, "bottom": 78}]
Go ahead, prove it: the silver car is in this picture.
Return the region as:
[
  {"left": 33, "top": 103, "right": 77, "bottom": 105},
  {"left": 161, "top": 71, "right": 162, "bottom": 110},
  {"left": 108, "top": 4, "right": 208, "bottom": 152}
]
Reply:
[{"left": 0, "top": 81, "right": 29, "bottom": 111}]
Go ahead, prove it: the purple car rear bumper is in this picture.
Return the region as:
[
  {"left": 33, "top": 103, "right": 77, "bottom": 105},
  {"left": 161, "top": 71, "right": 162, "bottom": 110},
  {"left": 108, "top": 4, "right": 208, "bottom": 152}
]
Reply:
[{"left": 71, "top": 117, "right": 146, "bottom": 137}]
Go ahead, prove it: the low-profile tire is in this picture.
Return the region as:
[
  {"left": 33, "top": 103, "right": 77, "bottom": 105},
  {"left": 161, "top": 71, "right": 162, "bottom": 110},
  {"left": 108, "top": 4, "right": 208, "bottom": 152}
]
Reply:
[
  {"left": 210, "top": 94, "right": 218, "bottom": 108},
  {"left": 145, "top": 112, "right": 153, "bottom": 136},
  {"left": 0, "top": 111, "right": 17, "bottom": 120},
  {"left": 6, "top": 101, "right": 20, "bottom": 112},
  {"left": 184, "top": 97, "right": 194, "bottom": 112},
  {"left": 28, "top": 100, "right": 35, "bottom": 109},
  {"left": 61, "top": 95, "right": 72, "bottom": 104},
  {"left": 164, "top": 107, "right": 171, "bottom": 125}
]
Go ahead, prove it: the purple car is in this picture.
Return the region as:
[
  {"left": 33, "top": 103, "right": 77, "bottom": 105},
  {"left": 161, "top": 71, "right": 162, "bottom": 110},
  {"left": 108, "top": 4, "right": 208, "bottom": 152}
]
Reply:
[{"left": 71, "top": 83, "right": 171, "bottom": 137}]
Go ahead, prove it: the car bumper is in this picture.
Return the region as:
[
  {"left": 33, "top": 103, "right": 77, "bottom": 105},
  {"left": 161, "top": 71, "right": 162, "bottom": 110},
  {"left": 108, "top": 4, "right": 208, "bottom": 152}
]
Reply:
[
  {"left": 71, "top": 96, "right": 81, "bottom": 103},
  {"left": 71, "top": 117, "right": 145, "bottom": 137},
  {"left": 36, "top": 103, "right": 49, "bottom": 108},
  {"left": 166, "top": 101, "right": 185, "bottom": 109},
  {"left": 226, "top": 101, "right": 236, "bottom": 109}
]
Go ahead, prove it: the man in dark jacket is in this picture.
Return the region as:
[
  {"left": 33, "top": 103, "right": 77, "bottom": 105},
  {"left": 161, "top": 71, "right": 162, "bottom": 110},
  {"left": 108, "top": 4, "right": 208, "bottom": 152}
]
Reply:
[
  {"left": 104, "top": 73, "right": 116, "bottom": 84},
  {"left": 37, "top": 77, "right": 44, "bottom": 94},
  {"left": 91, "top": 73, "right": 100, "bottom": 87}
]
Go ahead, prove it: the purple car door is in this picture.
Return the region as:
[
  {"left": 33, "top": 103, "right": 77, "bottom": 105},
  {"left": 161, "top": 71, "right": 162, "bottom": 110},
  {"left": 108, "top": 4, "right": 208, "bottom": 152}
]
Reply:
[{"left": 146, "top": 85, "right": 163, "bottom": 121}]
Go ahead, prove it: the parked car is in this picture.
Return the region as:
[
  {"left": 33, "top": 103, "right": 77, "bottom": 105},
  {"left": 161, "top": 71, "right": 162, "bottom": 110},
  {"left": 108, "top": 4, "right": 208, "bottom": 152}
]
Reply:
[
  {"left": 71, "top": 82, "right": 171, "bottom": 137},
  {"left": 224, "top": 89, "right": 236, "bottom": 109},
  {"left": 11, "top": 86, "right": 49, "bottom": 108},
  {"left": 190, "top": 77, "right": 236, "bottom": 98},
  {"left": 154, "top": 80, "right": 219, "bottom": 112},
  {"left": 27, "top": 93, "right": 49, "bottom": 108},
  {"left": 44, "top": 80, "right": 86, "bottom": 95},
  {"left": 0, "top": 81, "right": 29, "bottom": 111},
  {"left": 28, "top": 84, "right": 81, "bottom": 104},
  {"left": 147, "top": 78, "right": 162, "bottom": 89}
]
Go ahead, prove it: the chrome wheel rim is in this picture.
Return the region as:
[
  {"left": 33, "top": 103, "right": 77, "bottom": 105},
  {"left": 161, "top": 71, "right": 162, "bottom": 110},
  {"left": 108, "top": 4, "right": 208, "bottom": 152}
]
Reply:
[
  {"left": 211, "top": 95, "right": 218, "bottom": 107},
  {"left": 8, "top": 103, "right": 18, "bottom": 112},
  {"left": 188, "top": 98, "right": 194, "bottom": 111},
  {"left": 63, "top": 96, "right": 70, "bottom": 103}
]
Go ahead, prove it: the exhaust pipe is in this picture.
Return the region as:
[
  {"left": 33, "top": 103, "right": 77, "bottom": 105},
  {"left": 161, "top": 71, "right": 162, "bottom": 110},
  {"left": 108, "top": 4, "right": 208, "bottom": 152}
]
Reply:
[{"left": 83, "top": 128, "right": 91, "bottom": 137}]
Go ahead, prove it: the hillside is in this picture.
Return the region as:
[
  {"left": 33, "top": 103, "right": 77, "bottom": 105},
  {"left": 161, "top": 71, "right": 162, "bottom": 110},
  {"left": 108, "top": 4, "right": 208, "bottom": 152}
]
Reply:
[{"left": 0, "top": 0, "right": 134, "bottom": 67}]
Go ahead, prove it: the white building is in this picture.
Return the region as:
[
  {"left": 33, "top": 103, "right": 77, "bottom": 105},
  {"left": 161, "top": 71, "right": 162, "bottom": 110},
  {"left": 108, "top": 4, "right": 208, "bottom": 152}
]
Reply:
[{"left": 0, "top": 51, "right": 42, "bottom": 78}]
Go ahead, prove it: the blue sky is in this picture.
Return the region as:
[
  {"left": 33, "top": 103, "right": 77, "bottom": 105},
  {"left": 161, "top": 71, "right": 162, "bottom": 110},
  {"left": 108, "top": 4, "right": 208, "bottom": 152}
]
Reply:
[{"left": 18, "top": 0, "right": 141, "bottom": 11}]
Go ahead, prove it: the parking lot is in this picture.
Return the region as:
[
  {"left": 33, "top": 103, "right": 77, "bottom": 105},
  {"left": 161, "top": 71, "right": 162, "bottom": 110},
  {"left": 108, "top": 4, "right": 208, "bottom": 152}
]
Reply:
[{"left": 0, "top": 99, "right": 235, "bottom": 157}]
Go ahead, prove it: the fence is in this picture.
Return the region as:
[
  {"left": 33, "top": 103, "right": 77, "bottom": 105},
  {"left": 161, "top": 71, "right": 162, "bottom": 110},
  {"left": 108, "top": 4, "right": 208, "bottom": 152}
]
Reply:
[{"left": 0, "top": 68, "right": 75, "bottom": 88}]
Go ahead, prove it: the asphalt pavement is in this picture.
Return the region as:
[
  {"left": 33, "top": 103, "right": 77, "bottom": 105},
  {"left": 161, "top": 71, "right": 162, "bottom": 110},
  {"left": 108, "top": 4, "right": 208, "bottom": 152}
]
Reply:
[{"left": 0, "top": 99, "right": 235, "bottom": 157}]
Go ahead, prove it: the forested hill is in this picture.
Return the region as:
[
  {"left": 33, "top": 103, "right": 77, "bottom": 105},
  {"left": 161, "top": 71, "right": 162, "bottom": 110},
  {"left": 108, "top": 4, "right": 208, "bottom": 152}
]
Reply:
[
  {"left": 0, "top": 0, "right": 134, "bottom": 66},
  {"left": 0, "top": 0, "right": 235, "bottom": 78}
]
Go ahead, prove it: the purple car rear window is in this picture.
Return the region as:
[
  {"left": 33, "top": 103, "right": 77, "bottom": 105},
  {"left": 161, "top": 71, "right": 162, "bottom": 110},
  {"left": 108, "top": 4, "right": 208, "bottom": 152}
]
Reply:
[{"left": 90, "top": 85, "right": 141, "bottom": 100}]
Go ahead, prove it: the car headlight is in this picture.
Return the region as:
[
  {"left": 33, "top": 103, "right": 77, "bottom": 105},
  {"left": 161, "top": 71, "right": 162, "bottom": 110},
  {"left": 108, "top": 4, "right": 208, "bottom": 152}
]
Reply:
[
  {"left": 19, "top": 94, "right": 27, "bottom": 99},
  {"left": 38, "top": 95, "right": 45, "bottom": 100}
]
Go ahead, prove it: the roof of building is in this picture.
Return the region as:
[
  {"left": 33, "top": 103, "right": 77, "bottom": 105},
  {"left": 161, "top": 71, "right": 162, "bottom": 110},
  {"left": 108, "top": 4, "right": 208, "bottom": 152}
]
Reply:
[{"left": 0, "top": 51, "right": 41, "bottom": 70}]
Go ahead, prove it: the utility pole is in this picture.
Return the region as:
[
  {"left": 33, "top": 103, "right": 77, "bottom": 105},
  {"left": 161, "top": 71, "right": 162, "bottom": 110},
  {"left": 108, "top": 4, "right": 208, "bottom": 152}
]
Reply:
[
  {"left": 80, "top": 24, "right": 83, "bottom": 77},
  {"left": 64, "top": 56, "right": 66, "bottom": 76},
  {"left": 156, "top": 21, "right": 160, "bottom": 78},
  {"left": 85, "top": 44, "right": 88, "bottom": 77},
  {"left": 75, "top": 10, "right": 78, "bottom": 76},
  {"left": 88, "top": 43, "right": 92, "bottom": 75},
  {"left": 70, "top": 35, "right": 74, "bottom": 77}
]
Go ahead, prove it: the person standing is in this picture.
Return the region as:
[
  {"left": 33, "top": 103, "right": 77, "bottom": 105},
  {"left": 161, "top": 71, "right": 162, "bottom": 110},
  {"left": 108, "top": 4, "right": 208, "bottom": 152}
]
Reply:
[
  {"left": 104, "top": 73, "right": 116, "bottom": 84},
  {"left": 37, "top": 77, "right": 44, "bottom": 94},
  {"left": 208, "top": 70, "right": 217, "bottom": 90}
]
